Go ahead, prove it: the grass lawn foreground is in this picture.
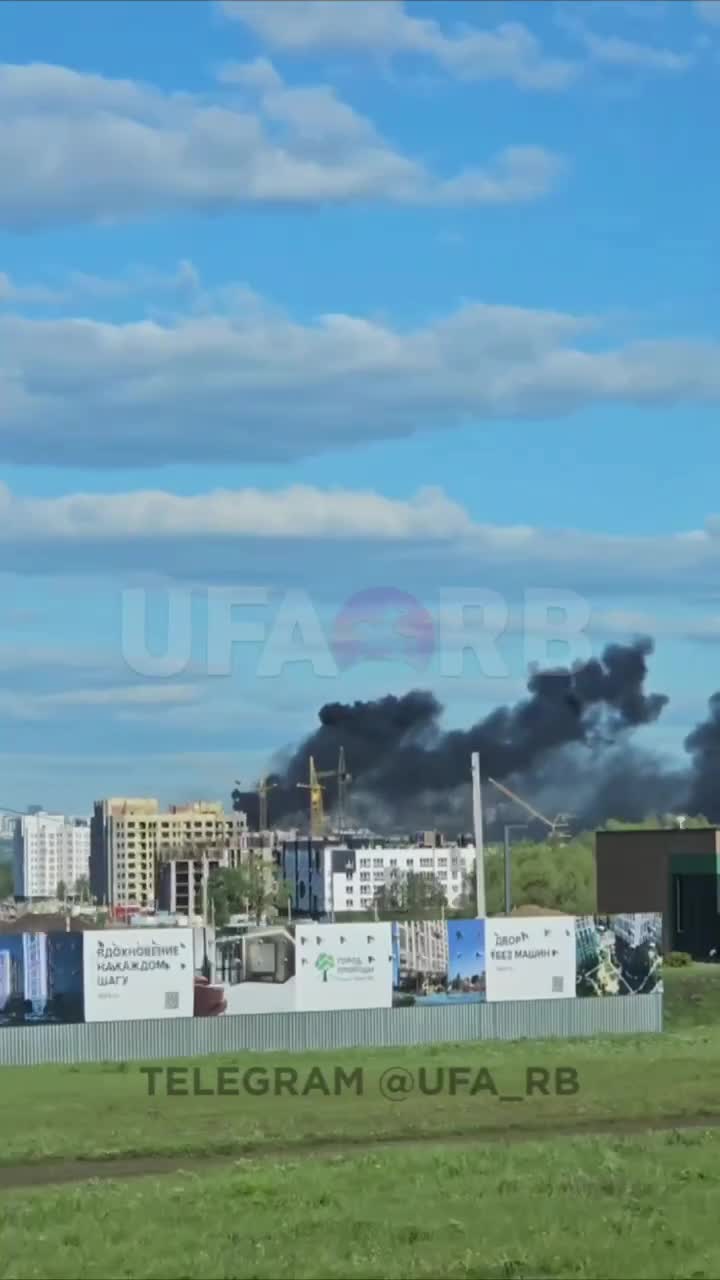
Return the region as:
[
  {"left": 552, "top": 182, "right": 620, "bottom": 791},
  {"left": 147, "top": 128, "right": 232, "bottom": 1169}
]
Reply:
[{"left": 1, "top": 965, "right": 720, "bottom": 1279}]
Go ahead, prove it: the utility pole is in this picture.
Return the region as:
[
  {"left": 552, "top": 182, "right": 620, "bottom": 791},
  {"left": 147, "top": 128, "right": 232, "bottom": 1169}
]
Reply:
[{"left": 471, "top": 752, "right": 486, "bottom": 917}]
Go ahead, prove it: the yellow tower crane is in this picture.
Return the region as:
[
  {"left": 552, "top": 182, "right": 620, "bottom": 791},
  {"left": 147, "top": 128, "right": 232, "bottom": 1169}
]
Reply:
[{"left": 297, "top": 757, "right": 336, "bottom": 838}]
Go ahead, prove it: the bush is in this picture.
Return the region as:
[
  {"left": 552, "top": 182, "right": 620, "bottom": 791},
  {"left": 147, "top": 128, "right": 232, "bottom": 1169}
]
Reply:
[{"left": 665, "top": 951, "right": 692, "bottom": 967}]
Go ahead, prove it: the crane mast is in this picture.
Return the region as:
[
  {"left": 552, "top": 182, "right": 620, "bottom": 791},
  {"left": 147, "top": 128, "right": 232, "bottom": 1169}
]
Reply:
[
  {"left": 257, "top": 776, "right": 277, "bottom": 831},
  {"left": 297, "top": 757, "right": 334, "bottom": 838},
  {"left": 336, "top": 747, "right": 351, "bottom": 831}
]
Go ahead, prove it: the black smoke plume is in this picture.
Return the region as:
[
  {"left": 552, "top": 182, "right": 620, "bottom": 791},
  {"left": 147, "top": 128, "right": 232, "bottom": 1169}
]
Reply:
[{"left": 233, "top": 638, "right": 700, "bottom": 833}]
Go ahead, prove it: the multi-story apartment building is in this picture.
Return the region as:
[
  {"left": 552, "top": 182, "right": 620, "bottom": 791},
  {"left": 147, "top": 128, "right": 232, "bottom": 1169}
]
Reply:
[
  {"left": 90, "top": 798, "right": 248, "bottom": 909},
  {"left": 612, "top": 913, "right": 662, "bottom": 950},
  {"left": 13, "top": 813, "right": 91, "bottom": 899},
  {"left": 280, "top": 838, "right": 475, "bottom": 917},
  {"left": 392, "top": 920, "right": 449, "bottom": 984},
  {"left": 574, "top": 916, "right": 599, "bottom": 969}
]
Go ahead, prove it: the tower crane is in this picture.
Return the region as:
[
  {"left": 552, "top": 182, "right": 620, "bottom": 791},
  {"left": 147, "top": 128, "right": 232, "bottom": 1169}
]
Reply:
[
  {"left": 486, "top": 778, "right": 572, "bottom": 843},
  {"left": 297, "top": 757, "right": 336, "bottom": 838},
  {"left": 256, "top": 776, "right": 277, "bottom": 832},
  {"left": 336, "top": 747, "right": 352, "bottom": 831},
  {"left": 233, "top": 777, "right": 279, "bottom": 832}
]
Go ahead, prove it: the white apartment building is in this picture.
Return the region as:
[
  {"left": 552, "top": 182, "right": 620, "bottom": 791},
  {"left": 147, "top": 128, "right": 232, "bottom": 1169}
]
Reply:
[
  {"left": 0, "top": 949, "right": 12, "bottom": 1006},
  {"left": 280, "top": 840, "right": 475, "bottom": 916},
  {"left": 393, "top": 920, "right": 449, "bottom": 980},
  {"left": 13, "top": 813, "right": 91, "bottom": 899},
  {"left": 90, "top": 798, "right": 248, "bottom": 909},
  {"left": 22, "top": 932, "right": 48, "bottom": 1011}
]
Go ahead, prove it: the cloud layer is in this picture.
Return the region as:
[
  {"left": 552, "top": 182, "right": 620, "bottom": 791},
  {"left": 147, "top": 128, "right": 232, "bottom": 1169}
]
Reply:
[
  {"left": 0, "top": 58, "right": 561, "bottom": 230},
  {"left": 2, "top": 286, "right": 720, "bottom": 468},
  {"left": 4, "top": 481, "right": 720, "bottom": 600},
  {"left": 220, "top": 1, "right": 580, "bottom": 89}
]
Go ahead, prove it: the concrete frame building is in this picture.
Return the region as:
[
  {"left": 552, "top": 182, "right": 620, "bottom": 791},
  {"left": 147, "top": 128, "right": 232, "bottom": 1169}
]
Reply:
[{"left": 90, "top": 798, "right": 248, "bottom": 910}]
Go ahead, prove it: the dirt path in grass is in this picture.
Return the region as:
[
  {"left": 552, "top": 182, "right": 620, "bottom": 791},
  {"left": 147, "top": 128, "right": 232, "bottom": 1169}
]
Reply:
[{"left": 2, "top": 1112, "right": 720, "bottom": 1189}]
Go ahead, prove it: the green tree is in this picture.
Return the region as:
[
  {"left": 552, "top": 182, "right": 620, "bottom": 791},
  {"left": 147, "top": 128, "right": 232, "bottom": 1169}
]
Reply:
[
  {"left": 56, "top": 879, "right": 67, "bottom": 902},
  {"left": 274, "top": 880, "right": 294, "bottom": 917},
  {"left": 464, "top": 834, "right": 596, "bottom": 916},
  {"left": 374, "top": 870, "right": 447, "bottom": 916},
  {"left": 0, "top": 863, "right": 12, "bottom": 899},
  {"left": 207, "top": 861, "right": 276, "bottom": 926},
  {"left": 74, "top": 875, "right": 90, "bottom": 901},
  {"left": 602, "top": 814, "right": 710, "bottom": 830}
]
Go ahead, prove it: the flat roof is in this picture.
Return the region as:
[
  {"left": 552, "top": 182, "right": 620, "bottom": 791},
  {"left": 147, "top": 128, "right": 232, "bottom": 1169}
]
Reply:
[{"left": 596, "top": 827, "right": 720, "bottom": 835}]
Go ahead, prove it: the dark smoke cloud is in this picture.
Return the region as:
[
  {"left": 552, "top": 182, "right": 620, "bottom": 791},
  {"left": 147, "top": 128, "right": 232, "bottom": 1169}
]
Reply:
[
  {"left": 684, "top": 694, "right": 720, "bottom": 819},
  {"left": 235, "top": 638, "right": 699, "bottom": 833}
]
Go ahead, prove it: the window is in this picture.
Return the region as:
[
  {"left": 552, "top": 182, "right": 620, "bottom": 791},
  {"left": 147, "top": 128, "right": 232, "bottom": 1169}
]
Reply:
[
  {"left": 420, "top": 857, "right": 433, "bottom": 867},
  {"left": 360, "top": 858, "right": 370, "bottom": 868}
]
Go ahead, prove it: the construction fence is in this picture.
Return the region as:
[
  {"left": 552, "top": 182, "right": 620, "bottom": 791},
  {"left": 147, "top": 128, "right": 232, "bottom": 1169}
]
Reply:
[{"left": 0, "top": 993, "right": 663, "bottom": 1067}]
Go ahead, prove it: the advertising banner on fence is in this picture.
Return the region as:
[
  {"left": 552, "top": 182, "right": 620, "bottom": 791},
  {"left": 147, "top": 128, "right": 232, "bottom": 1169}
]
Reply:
[
  {"left": 0, "top": 931, "right": 84, "bottom": 1026},
  {"left": 0, "top": 911, "right": 665, "bottom": 1030},
  {"left": 575, "top": 913, "right": 663, "bottom": 996},
  {"left": 485, "top": 916, "right": 576, "bottom": 1003},
  {"left": 83, "top": 928, "right": 194, "bottom": 1022},
  {"left": 296, "top": 923, "right": 393, "bottom": 1012},
  {"left": 391, "top": 920, "right": 486, "bottom": 1006},
  {"left": 193, "top": 924, "right": 297, "bottom": 1016},
  {"left": 392, "top": 919, "right": 447, "bottom": 1007}
]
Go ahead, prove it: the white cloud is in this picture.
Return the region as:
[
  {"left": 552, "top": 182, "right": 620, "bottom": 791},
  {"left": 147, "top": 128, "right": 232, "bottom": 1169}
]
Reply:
[
  {"left": 696, "top": 1, "right": 720, "bottom": 25},
  {"left": 0, "top": 59, "right": 561, "bottom": 229},
  {"left": 1, "top": 292, "right": 719, "bottom": 467},
  {"left": 0, "top": 273, "right": 63, "bottom": 306},
  {"left": 588, "top": 609, "right": 720, "bottom": 643},
  {"left": 0, "top": 483, "right": 472, "bottom": 543},
  {"left": 220, "top": 1, "right": 580, "bottom": 90},
  {"left": 556, "top": 10, "right": 693, "bottom": 72},
  {"left": 0, "top": 682, "right": 203, "bottom": 721},
  {"left": 0, "top": 260, "right": 200, "bottom": 307},
  {"left": 0, "top": 643, "right": 115, "bottom": 672},
  {"left": 573, "top": 29, "right": 693, "bottom": 71},
  {"left": 4, "top": 482, "right": 720, "bottom": 599}
]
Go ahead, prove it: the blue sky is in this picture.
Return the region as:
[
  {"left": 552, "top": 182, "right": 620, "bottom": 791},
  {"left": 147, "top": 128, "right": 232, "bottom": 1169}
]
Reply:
[
  {"left": 448, "top": 920, "right": 486, "bottom": 980},
  {"left": 1, "top": 0, "right": 720, "bottom": 814}
]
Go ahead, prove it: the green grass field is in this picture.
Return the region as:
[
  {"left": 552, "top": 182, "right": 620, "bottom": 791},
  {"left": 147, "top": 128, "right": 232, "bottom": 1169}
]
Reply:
[
  {"left": 1, "top": 965, "right": 720, "bottom": 1279},
  {"left": 3, "top": 1130, "right": 720, "bottom": 1278},
  {"left": 0, "top": 964, "right": 718, "bottom": 1169}
]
